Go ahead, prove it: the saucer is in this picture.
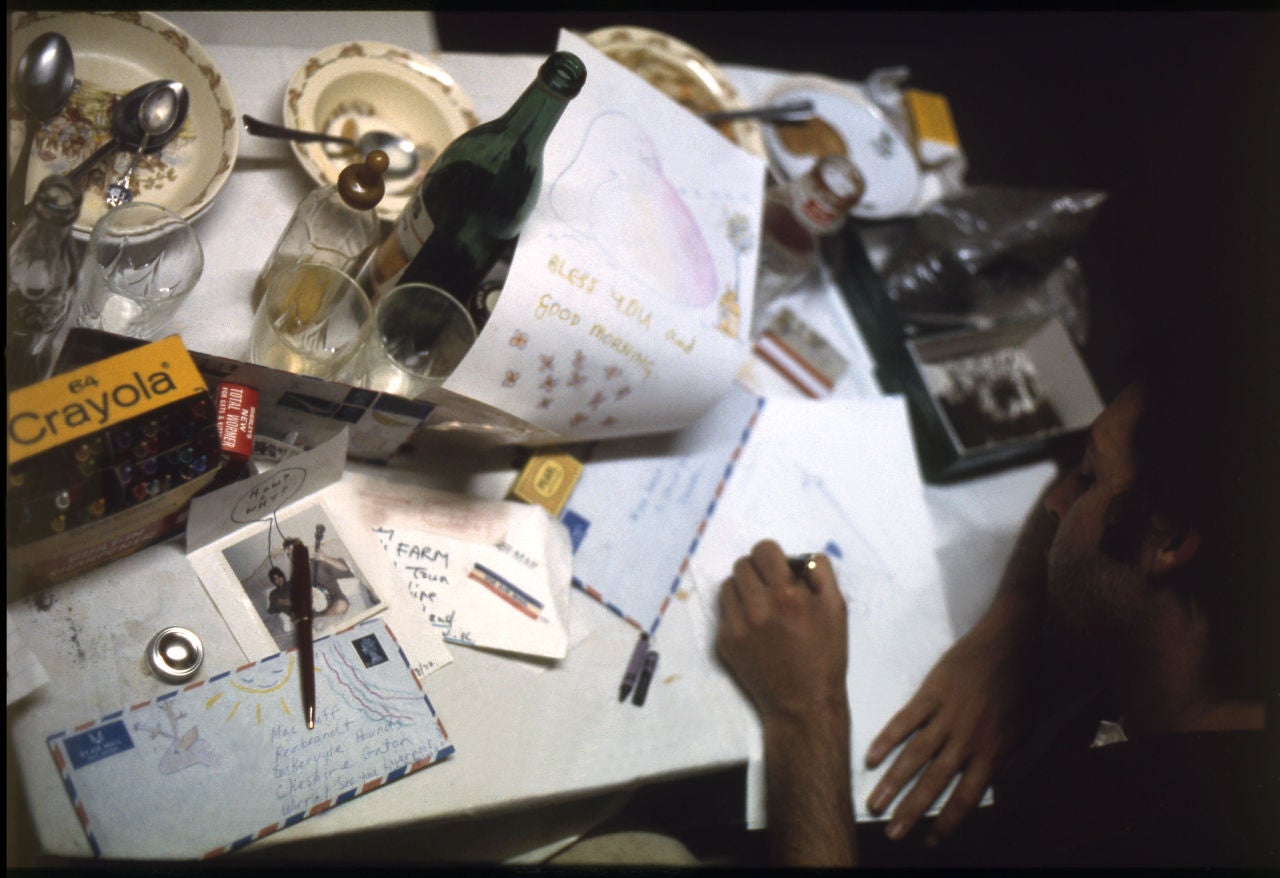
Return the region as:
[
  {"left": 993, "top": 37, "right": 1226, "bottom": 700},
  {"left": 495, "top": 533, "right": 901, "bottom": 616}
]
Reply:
[{"left": 762, "top": 75, "right": 921, "bottom": 219}]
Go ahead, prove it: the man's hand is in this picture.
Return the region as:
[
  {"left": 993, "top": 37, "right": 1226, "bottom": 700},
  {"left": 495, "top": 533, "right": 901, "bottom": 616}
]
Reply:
[
  {"left": 862, "top": 495, "right": 1054, "bottom": 847},
  {"left": 862, "top": 617, "right": 1028, "bottom": 846},
  {"left": 717, "top": 540, "right": 848, "bottom": 721},
  {"left": 717, "top": 540, "right": 857, "bottom": 867}
]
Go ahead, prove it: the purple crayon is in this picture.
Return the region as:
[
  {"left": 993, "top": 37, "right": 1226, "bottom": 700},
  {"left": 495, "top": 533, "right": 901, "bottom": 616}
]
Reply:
[{"left": 618, "top": 634, "right": 649, "bottom": 702}]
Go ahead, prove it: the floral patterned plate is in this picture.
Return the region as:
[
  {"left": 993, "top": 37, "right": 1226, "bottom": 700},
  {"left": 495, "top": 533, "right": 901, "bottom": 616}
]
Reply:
[
  {"left": 7, "top": 11, "right": 239, "bottom": 239},
  {"left": 584, "top": 25, "right": 766, "bottom": 158},
  {"left": 283, "top": 41, "right": 479, "bottom": 223}
]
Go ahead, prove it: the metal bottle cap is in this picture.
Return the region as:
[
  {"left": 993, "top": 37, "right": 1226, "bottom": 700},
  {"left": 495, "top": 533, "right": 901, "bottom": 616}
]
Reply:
[{"left": 147, "top": 627, "right": 204, "bottom": 684}]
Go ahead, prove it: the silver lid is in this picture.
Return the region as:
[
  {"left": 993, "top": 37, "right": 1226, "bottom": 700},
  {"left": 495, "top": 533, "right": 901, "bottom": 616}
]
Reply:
[{"left": 146, "top": 627, "right": 204, "bottom": 684}]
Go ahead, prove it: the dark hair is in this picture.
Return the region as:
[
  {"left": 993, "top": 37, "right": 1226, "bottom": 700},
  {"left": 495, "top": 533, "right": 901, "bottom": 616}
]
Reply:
[
  {"left": 268, "top": 566, "right": 286, "bottom": 584},
  {"left": 1100, "top": 289, "right": 1277, "bottom": 702}
]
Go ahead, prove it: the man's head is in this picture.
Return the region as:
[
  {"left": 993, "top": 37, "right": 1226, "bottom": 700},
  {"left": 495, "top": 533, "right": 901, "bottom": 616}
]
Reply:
[
  {"left": 1043, "top": 305, "right": 1273, "bottom": 704},
  {"left": 1042, "top": 384, "right": 1157, "bottom": 679},
  {"left": 269, "top": 566, "right": 286, "bottom": 587}
]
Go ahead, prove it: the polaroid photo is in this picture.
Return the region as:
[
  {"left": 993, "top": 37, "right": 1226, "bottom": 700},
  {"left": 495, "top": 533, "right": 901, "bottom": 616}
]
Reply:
[{"left": 189, "top": 496, "right": 392, "bottom": 657}]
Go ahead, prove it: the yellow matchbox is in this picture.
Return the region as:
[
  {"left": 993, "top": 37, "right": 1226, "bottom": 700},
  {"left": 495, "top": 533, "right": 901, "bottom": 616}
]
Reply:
[
  {"left": 6, "top": 335, "right": 220, "bottom": 596},
  {"left": 510, "top": 449, "right": 584, "bottom": 518}
]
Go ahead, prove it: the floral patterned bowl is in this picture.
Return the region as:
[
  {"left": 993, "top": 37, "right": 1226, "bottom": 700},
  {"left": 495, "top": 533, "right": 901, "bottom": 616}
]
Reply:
[
  {"left": 7, "top": 10, "right": 239, "bottom": 238},
  {"left": 283, "top": 41, "right": 479, "bottom": 223}
]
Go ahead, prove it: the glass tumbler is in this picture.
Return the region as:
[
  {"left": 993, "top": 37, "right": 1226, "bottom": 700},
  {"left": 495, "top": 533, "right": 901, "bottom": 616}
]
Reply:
[
  {"left": 76, "top": 202, "right": 204, "bottom": 339},
  {"left": 249, "top": 263, "right": 372, "bottom": 379},
  {"left": 341, "top": 282, "right": 477, "bottom": 398}
]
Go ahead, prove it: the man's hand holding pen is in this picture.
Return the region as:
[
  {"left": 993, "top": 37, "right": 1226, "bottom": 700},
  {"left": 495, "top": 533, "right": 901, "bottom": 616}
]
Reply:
[
  {"left": 716, "top": 540, "right": 847, "bottom": 722},
  {"left": 717, "top": 539, "right": 857, "bottom": 866}
]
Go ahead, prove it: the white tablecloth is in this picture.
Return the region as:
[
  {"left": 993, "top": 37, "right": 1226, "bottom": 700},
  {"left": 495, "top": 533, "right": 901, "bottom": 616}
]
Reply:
[{"left": 7, "top": 32, "right": 1056, "bottom": 862}]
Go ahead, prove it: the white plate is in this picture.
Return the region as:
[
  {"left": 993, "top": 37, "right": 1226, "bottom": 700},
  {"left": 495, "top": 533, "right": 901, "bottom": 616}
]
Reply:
[
  {"left": 585, "top": 25, "right": 766, "bottom": 158},
  {"left": 283, "top": 41, "right": 479, "bottom": 223},
  {"left": 7, "top": 11, "right": 239, "bottom": 238},
  {"left": 762, "top": 75, "right": 921, "bottom": 219}
]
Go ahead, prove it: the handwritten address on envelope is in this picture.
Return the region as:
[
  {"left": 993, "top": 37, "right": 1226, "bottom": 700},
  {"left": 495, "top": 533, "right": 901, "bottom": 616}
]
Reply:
[{"left": 47, "top": 619, "right": 453, "bottom": 860}]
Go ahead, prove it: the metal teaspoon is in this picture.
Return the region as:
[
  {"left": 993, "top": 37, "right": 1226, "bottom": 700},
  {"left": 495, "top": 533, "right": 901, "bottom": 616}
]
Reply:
[
  {"left": 65, "top": 79, "right": 189, "bottom": 186},
  {"left": 105, "top": 82, "right": 187, "bottom": 206},
  {"left": 7, "top": 32, "right": 76, "bottom": 228}
]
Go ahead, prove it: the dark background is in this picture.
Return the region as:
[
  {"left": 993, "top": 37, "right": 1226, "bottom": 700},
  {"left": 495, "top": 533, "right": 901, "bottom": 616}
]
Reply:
[{"left": 437, "top": 10, "right": 1280, "bottom": 397}]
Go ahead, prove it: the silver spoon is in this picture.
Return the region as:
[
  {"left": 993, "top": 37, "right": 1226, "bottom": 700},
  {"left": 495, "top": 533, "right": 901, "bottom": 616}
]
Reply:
[
  {"left": 66, "top": 80, "right": 189, "bottom": 186},
  {"left": 701, "top": 100, "right": 815, "bottom": 124},
  {"left": 241, "top": 114, "right": 420, "bottom": 179},
  {"left": 105, "top": 83, "right": 186, "bottom": 207},
  {"left": 7, "top": 32, "right": 76, "bottom": 228}
]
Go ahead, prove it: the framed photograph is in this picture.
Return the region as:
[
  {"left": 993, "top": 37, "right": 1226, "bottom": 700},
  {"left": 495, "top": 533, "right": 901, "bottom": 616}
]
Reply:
[{"left": 189, "top": 496, "right": 391, "bottom": 656}]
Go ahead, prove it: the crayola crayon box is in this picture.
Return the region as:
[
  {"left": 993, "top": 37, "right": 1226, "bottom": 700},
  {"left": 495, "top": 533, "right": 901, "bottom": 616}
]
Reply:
[{"left": 6, "top": 335, "right": 220, "bottom": 595}]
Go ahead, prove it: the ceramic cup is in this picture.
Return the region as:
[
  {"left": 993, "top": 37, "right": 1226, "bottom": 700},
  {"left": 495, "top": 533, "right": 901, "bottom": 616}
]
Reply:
[
  {"left": 76, "top": 202, "right": 204, "bottom": 339},
  {"left": 249, "top": 262, "right": 372, "bottom": 379},
  {"left": 341, "top": 282, "right": 476, "bottom": 398}
]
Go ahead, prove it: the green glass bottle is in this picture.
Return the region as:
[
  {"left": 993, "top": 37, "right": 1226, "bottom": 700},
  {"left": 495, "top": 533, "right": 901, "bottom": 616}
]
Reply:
[{"left": 359, "top": 51, "right": 586, "bottom": 307}]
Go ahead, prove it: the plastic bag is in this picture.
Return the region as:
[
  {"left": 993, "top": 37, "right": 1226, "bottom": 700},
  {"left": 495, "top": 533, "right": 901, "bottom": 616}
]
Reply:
[{"left": 881, "top": 185, "right": 1106, "bottom": 343}]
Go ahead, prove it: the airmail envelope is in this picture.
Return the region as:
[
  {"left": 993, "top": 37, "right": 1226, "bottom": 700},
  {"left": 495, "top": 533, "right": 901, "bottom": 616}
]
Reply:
[{"left": 46, "top": 618, "right": 453, "bottom": 860}]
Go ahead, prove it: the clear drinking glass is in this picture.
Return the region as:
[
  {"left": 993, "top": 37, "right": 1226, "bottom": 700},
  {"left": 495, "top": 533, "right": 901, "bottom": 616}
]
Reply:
[
  {"left": 249, "top": 262, "right": 372, "bottom": 379},
  {"left": 76, "top": 202, "right": 204, "bottom": 339},
  {"left": 341, "top": 282, "right": 476, "bottom": 398}
]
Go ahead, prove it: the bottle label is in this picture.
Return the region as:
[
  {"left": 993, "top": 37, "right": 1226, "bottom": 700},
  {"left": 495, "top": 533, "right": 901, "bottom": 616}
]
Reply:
[
  {"left": 788, "top": 156, "right": 864, "bottom": 235},
  {"left": 365, "top": 196, "right": 438, "bottom": 299},
  {"left": 798, "top": 194, "right": 840, "bottom": 231}
]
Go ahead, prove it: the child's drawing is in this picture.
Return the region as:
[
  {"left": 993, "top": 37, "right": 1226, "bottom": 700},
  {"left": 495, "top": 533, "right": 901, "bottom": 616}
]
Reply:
[
  {"left": 549, "top": 111, "right": 718, "bottom": 308},
  {"left": 134, "top": 702, "right": 221, "bottom": 774}
]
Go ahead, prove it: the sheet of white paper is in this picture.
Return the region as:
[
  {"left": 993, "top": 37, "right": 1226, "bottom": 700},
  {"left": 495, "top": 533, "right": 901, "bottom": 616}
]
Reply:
[
  {"left": 685, "top": 396, "right": 957, "bottom": 824},
  {"left": 7, "top": 608, "right": 50, "bottom": 705},
  {"left": 443, "top": 30, "right": 766, "bottom": 442},
  {"left": 328, "top": 471, "right": 572, "bottom": 661},
  {"left": 47, "top": 618, "right": 454, "bottom": 860},
  {"left": 562, "top": 383, "right": 763, "bottom": 632}
]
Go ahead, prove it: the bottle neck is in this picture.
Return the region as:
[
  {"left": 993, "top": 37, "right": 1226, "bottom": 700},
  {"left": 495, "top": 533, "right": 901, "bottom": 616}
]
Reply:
[{"left": 494, "top": 79, "right": 573, "bottom": 153}]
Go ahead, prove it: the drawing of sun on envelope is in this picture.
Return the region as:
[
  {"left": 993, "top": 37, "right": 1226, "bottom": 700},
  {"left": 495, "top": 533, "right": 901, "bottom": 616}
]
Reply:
[{"left": 548, "top": 111, "right": 719, "bottom": 309}]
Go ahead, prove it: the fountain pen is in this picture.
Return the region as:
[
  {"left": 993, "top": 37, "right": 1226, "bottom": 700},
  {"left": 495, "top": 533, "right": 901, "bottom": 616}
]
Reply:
[{"left": 289, "top": 540, "right": 317, "bottom": 729}]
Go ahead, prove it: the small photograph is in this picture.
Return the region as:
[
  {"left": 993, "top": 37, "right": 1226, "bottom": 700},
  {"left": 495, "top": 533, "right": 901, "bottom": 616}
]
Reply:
[
  {"left": 923, "top": 345, "right": 1063, "bottom": 451},
  {"left": 219, "top": 503, "right": 385, "bottom": 651}
]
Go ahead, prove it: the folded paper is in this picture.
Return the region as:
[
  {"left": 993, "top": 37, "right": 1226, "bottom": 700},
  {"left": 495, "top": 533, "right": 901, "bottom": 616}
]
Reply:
[
  {"left": 375, "top": 519, "right": 570, "bottom": 660},
  {"left": 328, "top": 471, "right": 572, "bottom": 661}
]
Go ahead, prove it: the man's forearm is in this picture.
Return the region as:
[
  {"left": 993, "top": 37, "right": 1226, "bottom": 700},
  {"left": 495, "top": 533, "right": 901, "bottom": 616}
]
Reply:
[
  {"left": 975, "top": 494, "right": 1056, "bottom": 644},
  {"left": 762, "top": 704, "right": 859, "bottom": 867}
]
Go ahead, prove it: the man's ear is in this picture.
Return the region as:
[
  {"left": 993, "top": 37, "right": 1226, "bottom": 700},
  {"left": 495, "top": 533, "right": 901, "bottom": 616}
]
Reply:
[{"left": 1149, "top": 518, "right": 1201, "bottom": 575}]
